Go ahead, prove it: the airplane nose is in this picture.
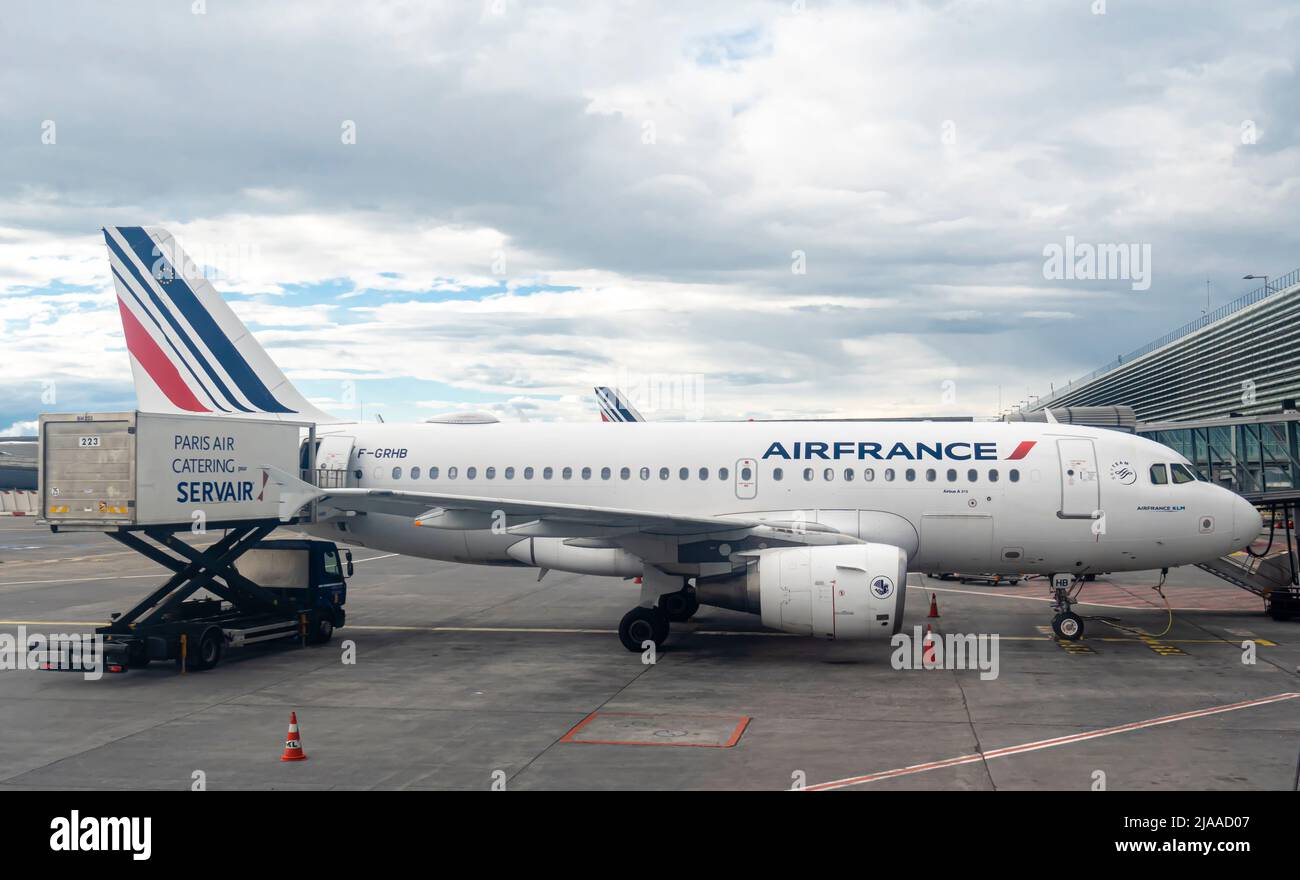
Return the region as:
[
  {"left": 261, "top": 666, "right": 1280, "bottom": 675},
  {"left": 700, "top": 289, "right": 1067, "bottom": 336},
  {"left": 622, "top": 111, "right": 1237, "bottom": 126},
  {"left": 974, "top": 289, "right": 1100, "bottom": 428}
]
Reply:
[{"left": 1232, "top": 495, "right": 1263, "bottom": 550}]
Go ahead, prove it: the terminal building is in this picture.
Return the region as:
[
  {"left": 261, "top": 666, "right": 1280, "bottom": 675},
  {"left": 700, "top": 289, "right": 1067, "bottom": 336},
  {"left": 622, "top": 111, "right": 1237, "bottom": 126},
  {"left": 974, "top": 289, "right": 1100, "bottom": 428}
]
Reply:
[
  {"left": 1024, "top": 270, "right": 1300, "bottom": 611},
  {"left": 1029, "top": 269, "right": 1300, "bottom": 504}
]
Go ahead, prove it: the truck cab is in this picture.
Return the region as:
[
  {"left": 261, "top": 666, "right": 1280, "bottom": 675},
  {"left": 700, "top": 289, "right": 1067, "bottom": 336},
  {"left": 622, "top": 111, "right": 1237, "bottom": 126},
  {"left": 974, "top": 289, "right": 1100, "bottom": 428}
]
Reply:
[{"left": 234, "top": 539, "right": 353, "bottom": 644}]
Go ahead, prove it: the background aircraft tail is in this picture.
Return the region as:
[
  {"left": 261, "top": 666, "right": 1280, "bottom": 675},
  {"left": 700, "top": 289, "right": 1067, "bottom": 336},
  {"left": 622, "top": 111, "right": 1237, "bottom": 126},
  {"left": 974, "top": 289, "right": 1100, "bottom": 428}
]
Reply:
[
  {"left": 103, "top": 226, "right": 337, "bottom": 423},
  {"left": 595, "top": 386, "right": 645, "bottom": 422}
]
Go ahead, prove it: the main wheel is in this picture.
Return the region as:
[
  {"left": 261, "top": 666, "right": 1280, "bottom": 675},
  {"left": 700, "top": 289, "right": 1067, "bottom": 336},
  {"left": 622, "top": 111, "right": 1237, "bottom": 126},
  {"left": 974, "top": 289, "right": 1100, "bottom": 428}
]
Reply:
[
  {"left": 618, "top": 607, "right": 669, "bottom": 652},
  {"left": 1051, "top": 611, "right": 1084, "bottom": 641},
  {"left": 659, "top": 589, "right": 699, "bottom": 623}
]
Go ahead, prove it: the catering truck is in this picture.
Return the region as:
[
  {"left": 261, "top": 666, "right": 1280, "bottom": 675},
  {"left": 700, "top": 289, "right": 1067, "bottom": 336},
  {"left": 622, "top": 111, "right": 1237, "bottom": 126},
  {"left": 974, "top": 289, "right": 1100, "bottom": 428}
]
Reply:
[{"left": 37, "top": 411, "right": 350, "bottom": 673}]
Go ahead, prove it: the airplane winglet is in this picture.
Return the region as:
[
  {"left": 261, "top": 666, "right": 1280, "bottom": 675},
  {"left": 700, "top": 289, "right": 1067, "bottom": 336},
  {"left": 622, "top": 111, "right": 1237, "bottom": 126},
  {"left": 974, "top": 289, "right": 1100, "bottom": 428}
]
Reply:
[{"left": 261, "top": 464, "right": 327, "bottom": 522}]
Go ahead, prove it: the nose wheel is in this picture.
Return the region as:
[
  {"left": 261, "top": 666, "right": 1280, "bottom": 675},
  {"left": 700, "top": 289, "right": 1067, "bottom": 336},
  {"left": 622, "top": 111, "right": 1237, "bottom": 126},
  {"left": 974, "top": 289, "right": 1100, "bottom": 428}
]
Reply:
[
  {"left": 619, "top": 606, "right": 669, "bottom": 652},
  {"left": 1051, "top": 611, "right": 1084, "bottom": 640}
]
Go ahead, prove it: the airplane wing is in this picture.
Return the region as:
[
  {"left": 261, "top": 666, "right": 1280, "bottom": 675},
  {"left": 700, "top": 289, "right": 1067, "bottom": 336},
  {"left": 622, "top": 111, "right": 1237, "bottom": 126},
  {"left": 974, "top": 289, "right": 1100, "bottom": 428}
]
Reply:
[{"left": 265, "top": 466, "right": 757, "bottom": 537}]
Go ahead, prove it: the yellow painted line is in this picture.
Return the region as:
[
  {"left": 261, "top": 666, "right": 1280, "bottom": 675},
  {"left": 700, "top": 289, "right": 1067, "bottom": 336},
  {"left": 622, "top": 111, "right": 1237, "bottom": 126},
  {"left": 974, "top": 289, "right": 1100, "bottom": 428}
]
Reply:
[
  {"left": 914, "top": 583, "right": 1261, "bottom": 612},
  {"left": 349, "top": 624, "right": 614, "bottom": 635},
  {"left": 0, "top": 620, "right": 1279, "bottom": 646}
]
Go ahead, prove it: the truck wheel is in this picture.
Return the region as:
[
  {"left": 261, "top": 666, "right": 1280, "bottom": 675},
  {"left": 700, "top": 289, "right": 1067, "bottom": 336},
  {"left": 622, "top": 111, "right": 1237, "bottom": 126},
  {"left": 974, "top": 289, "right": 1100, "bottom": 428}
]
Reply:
[
  {"left": 307, "top": 612, "right": 335, "bottom": 645},
  {"left": 185, "top": 627, "right": 223, "bottom": 671}
]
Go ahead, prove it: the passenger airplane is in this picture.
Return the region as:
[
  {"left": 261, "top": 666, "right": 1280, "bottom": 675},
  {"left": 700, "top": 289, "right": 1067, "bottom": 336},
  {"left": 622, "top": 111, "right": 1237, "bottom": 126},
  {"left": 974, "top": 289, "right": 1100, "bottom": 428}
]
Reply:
[{"left": 99, "top": 226, "right": 1262, "bottom": 651}]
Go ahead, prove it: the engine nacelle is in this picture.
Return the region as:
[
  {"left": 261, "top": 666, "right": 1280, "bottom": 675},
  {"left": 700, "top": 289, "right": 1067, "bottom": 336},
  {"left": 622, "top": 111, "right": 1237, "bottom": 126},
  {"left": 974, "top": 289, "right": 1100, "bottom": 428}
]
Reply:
[{"left": 695, "top": 543, "right": 907, "bottom": 640}]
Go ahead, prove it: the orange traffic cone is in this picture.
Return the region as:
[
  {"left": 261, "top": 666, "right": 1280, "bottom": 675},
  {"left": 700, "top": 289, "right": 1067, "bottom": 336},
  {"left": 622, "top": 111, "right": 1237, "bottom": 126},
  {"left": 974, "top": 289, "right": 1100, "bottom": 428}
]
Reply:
[
  {"left": 927, "top": 593, "right": 940, "bottom": 618},
  {"left": 922, "top": 624, "right": 937, "bottom": 668},
  {"left": 280, "top": 711, "right": 308, "bottom": 762}
]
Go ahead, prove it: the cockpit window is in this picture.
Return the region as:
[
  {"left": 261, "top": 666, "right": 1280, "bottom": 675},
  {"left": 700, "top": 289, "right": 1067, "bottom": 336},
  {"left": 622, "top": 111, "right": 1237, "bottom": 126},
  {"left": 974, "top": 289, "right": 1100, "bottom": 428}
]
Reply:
[
  {"left": 1149, "top": 464, "right": 1168, "bottom": 485},
  {"left": 1170, "top": 463, "right": 1196, "bottom": 484}
]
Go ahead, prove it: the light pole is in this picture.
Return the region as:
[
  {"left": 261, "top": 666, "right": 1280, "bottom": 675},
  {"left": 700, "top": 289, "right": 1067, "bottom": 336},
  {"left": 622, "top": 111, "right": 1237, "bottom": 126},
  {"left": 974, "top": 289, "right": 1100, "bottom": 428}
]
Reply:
[{"left": 1243, "top": 273, "right": 1270, "bottom": 294}]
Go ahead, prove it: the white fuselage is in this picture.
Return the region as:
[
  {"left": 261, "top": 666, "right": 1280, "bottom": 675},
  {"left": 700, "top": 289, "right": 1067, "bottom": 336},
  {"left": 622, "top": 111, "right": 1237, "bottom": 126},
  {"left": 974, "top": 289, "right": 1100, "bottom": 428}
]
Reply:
[{"left": 301, "top": 419, "right": 1259, "bottom": 577}]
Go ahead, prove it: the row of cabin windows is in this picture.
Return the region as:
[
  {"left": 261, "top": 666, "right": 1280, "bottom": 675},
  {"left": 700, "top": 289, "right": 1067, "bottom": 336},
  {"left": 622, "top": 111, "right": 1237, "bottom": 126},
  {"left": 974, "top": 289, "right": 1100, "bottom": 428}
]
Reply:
[
  {"left": 1150, "top": 463, "right": 1200, "bottom": 485},
  {"left": 383, "top": 465, "right": 739, "bottom": 481},
  {"left": 380, "top": 464, "right": 1019, "bottom": 484}
]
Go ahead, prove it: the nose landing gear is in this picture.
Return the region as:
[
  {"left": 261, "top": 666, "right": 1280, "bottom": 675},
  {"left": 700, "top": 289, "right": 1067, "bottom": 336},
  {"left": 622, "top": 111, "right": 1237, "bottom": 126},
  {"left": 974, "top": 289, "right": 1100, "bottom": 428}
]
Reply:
[{"left": 1049, "top": 573, "right": 1086, "bottom": 641}]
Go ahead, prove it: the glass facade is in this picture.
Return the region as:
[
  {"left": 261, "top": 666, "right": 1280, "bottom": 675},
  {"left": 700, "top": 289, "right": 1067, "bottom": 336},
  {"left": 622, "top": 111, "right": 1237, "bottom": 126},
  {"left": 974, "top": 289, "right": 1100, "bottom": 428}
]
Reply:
[{"left": 1141, "top": 417, "right": 1300, "bottom": 497}]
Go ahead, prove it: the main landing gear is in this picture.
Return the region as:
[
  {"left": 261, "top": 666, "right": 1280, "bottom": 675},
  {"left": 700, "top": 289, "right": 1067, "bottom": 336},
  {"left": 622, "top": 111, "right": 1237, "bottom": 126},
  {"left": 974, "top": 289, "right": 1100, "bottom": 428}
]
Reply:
[
  {"left": 618, "top": 606, "right": 669, "bottom": 652},
  {"left": 1049, "top": 573, "right": 1085, "bottom": 640},
  {"left": 618, "top": 571, "right": 697, "bottom": 652}
]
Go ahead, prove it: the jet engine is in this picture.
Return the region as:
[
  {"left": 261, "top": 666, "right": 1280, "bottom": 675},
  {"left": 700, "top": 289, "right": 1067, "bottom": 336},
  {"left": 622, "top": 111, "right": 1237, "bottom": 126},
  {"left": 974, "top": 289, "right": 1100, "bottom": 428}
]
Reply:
[{"left": 694, "top": 543, "right": 907, "bottom": 639}]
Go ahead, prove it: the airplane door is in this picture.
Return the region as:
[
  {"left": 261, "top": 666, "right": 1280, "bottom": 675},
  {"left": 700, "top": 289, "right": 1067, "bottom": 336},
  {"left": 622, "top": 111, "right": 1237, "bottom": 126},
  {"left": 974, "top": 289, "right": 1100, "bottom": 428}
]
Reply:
[
  {"left": 735, "top": 458, "right": 758, "bottom": 500},
  {"left": 1057, "top": 438, "right": 1099, "bottom": 518},
  {"left": 315, "top": 435, "right": 355, "bottom": 487}
]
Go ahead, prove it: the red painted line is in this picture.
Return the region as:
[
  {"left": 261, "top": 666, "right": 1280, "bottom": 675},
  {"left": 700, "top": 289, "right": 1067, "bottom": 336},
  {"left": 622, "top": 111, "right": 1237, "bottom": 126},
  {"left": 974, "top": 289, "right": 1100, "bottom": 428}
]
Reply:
[{"left": 802, "top": 692, "right": 1300, "bottom": 791}]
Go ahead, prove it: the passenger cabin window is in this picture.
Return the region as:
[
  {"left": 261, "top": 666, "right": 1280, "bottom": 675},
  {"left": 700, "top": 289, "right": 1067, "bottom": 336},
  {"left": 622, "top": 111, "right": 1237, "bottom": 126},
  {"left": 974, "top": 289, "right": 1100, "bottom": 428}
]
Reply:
[
  {"left": 905, "top": 468, "right": 916, "bottom": 482},
  {"left": 600, "top": 467, "right": 611, "bottom": 480},
  {"left": 430, "top": 466, "right": 439, "bottom": 479},
  {"left": 658, "top": 467, "right": 669, "bottom": 480},
  {"left": 884, "top": 468, "right": 895, "bottom": 482},
  {"left": 1008, "top": 469, "right": 1019, "bottom": 482},
  {"left": 946, "top": 468, "right": 957, "bottom": 482},
  {"left": 803, "top": 467, "right": 814, "bottom": 481},
  {"left": 741, "top": 466, "right": 753, "bottom": 481},
  {"left": 543, "top": 466, "right": 553, "bottom": 479},
  {"left": 967, "top": 469, "right": 977, "bottom": 482},
  {"left": 581, "top": 467, "right": 591, "bottom": 480},
  {"left": 1171, "top": 463, "right": 1195, "bottom": 484},
  {"left": 823, "top": 467, "right": 834, "bottom": 481},
  {"left": 719, "top": 467, "right": 729, "bottom": 480},
  {"left": 640, "top": 467, "right": 650, "bottom": 480},
  {"left": 562, "top": 467, "right": 573, "bottom": 480},
  {"left": 773, "top": 467, "right": 783, "bottom": 481},
  {"left": 679, "top": 467, "right": 689, "bottom": 480},
  {"left": 988, "top": 469, "right": 998, "bottom": 482},
  {"left": 620, "top": 467, "right": 631, "bottom": 480},
  {"left": 410, "top": 466, "right": 421, "bottom": 479},
  {"left": 925, "top": 469, "right": 936, "bottom": 482},
  {"left": 1150, "top": 464, "right": 1168, "bottom": 485},
  {"left": 505, "top": 467, "right": 515, "bottom": 479},
  {"left": 485, "top": 466, "right": 496, "bottom": 479},
  {"left": 524, "top": 466, "right": 534, "bottom": 480},
  {"left": 447, "top": 466, "right": 458, "bottom": 479},
  {"left": 864, "top": 468, "right": 875, "bottom": 482},
  {"left": 391, "top": 466, "right": 402, "bottom": 479},
  {"left": 699, "top": 467, "right": 709, "bottom": 480},
  {"left": 466, "top": 467, "right": 477, "bottom": 479},
  {"left": 844, "top": 468, "right": 854, "bottom": 482}
]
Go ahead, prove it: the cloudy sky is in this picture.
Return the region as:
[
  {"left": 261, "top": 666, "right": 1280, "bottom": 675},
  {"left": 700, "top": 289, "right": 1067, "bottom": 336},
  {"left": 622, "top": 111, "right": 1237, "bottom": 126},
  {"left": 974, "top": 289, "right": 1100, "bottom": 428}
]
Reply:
[{"left": 2, "top": 0, "right": 1298, "bottom": 434}]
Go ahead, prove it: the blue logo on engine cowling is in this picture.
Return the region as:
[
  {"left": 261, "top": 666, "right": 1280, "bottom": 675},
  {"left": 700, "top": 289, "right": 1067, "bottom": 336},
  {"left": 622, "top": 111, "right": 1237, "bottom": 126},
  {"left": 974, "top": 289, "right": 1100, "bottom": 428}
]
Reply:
[
  {"left": 870, "top": 576, "right": 895, "bottom": 599},
  {"left": 761, "top": 441, "right": 997, "bottom": 461}
]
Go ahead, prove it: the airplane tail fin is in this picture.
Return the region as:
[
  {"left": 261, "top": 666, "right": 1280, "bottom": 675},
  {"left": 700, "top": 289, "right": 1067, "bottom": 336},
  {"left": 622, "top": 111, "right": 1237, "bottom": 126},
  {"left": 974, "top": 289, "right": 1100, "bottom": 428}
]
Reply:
[
  {"left": 595, "top": 386, "right": 645, "bottom": 422},
  {"left": 103, "top": 226, "right": 338, "bottom": 423}
]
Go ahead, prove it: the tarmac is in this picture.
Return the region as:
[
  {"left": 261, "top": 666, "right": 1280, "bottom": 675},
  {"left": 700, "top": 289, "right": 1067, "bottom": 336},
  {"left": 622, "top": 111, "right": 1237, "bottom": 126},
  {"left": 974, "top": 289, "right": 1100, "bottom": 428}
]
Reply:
[{"left": 0, "top": 518, "right": 1296, "bottom": 790}]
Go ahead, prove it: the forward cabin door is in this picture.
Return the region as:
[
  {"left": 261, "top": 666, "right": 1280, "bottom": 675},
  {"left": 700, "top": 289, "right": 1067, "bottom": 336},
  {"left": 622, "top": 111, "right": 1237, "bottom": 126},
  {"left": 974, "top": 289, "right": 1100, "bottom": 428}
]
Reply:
[{"left": 1057, "top": 438, "right": 1100, "bottom": 518}]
